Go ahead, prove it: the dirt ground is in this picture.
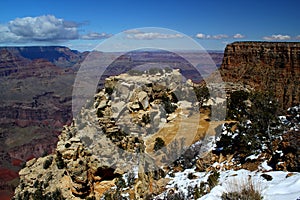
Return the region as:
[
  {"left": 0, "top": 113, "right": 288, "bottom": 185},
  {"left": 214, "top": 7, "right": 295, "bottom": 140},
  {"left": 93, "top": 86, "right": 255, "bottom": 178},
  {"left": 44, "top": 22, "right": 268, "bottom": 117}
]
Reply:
[{"left": 144, "top": 108, "right": 226, "bottom": 154}]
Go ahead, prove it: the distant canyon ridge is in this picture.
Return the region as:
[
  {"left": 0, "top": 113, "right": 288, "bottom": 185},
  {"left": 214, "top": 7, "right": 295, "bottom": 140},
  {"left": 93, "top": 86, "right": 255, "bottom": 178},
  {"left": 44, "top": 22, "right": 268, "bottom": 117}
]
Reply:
[{"left": 0, "top": 42, "right": 299, "bottom": 198}]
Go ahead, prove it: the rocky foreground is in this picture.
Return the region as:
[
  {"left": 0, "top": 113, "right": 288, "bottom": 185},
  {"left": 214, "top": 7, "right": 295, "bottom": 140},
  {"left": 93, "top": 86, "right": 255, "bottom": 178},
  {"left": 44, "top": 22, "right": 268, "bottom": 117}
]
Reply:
[
  {"left": 13, "top": 69, "right": 199, "bottom": 199},
  {"left": 6, "top": 41, "right": 300, "bottom": 199},
  {"left": 13, "top": 67, "right": 300, "bottom": 200},
  {"left": 0, "top": 46, "right": 223, "bottom": 199}
]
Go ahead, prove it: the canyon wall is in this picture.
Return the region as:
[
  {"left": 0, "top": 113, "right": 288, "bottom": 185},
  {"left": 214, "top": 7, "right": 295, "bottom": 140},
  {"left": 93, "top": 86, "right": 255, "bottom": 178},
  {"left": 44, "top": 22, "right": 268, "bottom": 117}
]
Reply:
[
  {"left": 0, "top": 46, "right": 78, "bottom": 198},
  {"left": 220, "top": 42, "right": 300, "bottom": 109}
]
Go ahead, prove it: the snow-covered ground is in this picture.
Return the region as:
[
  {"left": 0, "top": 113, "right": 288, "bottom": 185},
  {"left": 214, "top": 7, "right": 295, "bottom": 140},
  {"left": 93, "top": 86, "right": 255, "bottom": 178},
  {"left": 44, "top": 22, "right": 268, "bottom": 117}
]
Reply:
[{"left": 156, "top": 168, "right": 300, "bottom": 200}]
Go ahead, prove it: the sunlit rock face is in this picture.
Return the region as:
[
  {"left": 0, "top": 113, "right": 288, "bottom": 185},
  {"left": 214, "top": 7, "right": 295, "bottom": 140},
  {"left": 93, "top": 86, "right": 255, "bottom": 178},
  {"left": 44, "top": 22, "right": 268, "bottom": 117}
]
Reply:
[{"left": 220, "top": 41, "right": 300, "bottom": 110}]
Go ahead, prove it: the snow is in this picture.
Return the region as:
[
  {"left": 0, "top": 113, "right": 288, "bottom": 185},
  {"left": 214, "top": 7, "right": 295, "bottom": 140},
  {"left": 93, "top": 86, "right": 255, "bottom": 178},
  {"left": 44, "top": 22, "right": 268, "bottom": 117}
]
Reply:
[
  {"left": 279, "top": 116, "right": 290, "bottom": 125},
  {"left": 275, "top": 150, "right": 284, "bottom": 157},
  {"left": 157, "top": 169, "right": 300, "bottom": 200},
  {"left": 259, "top": 160, "right": 273, "bottom": 171},
  {"left": 262, "top": 172, "right": 300, "bottom": 200},
  {"left": 245, "top": 154, "right": 260, "bottom": 161},
  {"left": 164, "top": 168, "right": 209, "bottom": 197}
]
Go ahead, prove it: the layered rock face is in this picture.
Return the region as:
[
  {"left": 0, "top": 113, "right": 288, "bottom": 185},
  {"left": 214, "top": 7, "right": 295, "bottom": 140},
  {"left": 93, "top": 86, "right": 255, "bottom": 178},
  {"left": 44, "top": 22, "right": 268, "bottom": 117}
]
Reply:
[
  {"left": 0, "top": 47, "right": 79, "bottom": 198},
  {"left": 220, "top": 42, "right": 300, "bottom": 109}
]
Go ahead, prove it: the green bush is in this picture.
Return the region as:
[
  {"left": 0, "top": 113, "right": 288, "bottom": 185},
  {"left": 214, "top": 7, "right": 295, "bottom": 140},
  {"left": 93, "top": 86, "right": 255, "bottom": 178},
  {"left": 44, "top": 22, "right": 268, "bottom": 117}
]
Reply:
[
  {"left": 193, "top": 86, "right": 209, "bottom": 107},
  {"left": 215, "top": 91, "right": 282, "bottom": 161},
  {"left": 227, "top": 90, "right": 249, "bottom": 120},
  {"left": 154, "top": 137, "right": 165, "bottom": 152},
  {"left": 163, "top": 99, "right": 177, "bottom": 114},
  {"left": 43, "top": 156, "right": 53, "bottom": 169},
  {"left": 55, "top": 152, "right": 65, "bottom": 169},
  {"left": 148, "top": 68, "right": 163, "bottom": 75},
  {"left": 128, "top": 69, "right": 143, "bottom": 76}
]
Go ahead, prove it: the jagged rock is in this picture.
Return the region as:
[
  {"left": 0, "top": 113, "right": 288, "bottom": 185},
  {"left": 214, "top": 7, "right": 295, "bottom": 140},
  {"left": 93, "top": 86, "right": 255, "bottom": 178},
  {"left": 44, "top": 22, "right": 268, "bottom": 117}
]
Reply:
[
  {"left": 13, "top": 69, "right": 199, "bottom": 199},
  {"left": 138, "top": 91, "right": 149, "bottom": 110}
]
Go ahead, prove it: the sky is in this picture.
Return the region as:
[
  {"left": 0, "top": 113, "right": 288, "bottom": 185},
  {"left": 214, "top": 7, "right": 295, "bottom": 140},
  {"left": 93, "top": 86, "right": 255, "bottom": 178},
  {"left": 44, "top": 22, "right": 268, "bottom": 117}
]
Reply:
[{"left": 0, "top": 0, "right": 300, "bottom": 51}]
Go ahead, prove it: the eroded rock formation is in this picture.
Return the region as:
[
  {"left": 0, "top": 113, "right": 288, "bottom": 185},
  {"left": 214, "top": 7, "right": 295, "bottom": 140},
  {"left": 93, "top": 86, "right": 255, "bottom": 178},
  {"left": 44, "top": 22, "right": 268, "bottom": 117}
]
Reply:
[
  {"left": 13, "top": 69, "right": 193, "bottom": 199},
  {"left": 220, "top": 42, "right": 300, "bottom": 109}
]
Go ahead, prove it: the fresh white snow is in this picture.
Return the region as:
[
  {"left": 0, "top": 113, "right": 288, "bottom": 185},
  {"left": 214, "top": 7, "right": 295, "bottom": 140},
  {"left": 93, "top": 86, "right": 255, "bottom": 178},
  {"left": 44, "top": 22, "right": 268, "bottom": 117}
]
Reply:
[{"left": 156, "top": 169, "right": 300, "bottom": 200}]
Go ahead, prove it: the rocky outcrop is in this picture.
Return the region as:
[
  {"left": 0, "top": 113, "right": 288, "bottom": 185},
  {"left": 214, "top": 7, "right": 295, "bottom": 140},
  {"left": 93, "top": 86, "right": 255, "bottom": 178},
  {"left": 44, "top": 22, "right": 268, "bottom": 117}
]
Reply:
[
  {"left": 13, "top": 69, "right": 192, "bottom": 199},
  {"left": 220, "top": 42, "right": 300, "bottom": 109}
]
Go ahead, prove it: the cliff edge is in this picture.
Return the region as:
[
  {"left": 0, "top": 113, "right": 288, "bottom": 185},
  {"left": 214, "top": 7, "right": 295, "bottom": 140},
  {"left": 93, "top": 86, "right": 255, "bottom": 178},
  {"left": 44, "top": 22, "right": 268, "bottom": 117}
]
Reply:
[{"left": 220, "top": 41, "right": 300, "bottom": 109}]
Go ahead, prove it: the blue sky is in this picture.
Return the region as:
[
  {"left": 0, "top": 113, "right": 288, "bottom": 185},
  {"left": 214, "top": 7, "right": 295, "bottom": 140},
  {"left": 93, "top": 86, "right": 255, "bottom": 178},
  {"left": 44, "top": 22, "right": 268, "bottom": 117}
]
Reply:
[{"left": 0, "top": 0, "right": 300, "bottom": 51}]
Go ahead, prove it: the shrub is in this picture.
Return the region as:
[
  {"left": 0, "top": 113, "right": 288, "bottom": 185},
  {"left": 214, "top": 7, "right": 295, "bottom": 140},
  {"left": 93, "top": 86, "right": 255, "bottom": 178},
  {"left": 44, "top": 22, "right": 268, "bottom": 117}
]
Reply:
[
  {"left": 128, "top": 69, "right": 143, "bottom": 76},
  {"left": 227, "top": 90, "right": 249, "bottom": 120},
  {"left": 215, "top": 91, "right": 282, "bottom": 161},
  {"left": 44, "top": 188, "right": 65, "bottom": 200},
  {"left": 142, "top": 113, "right": 151, "bottom": 124},
  {"left": 163, "top": 99, "right": 177, "bottom": 114},
  {"left": 164, "top": 190, "right": 185, "bottom": 200},
  {"left": 33, "top": 187, "right": 43, "bottom": 200},
  {"left": 105, "top": 87, "right": 114, "bottom": 95},
  {"left": 164, "top": 67, "right": 173, "bottom": 73},
  {"left": 43, "top": 156, "right": 53, "bottom": 169},
  {"left": 222, "top": 177, "right": 262, "bottom": 200},
  {"left": 154, "top": 137, "right": 165, "bottom": 152},
  {"left": 193, "top": 86, "right": 209, "bottom": 107},
  {"left": 207, "top": 170, "right": 220, "bottom": 188},
  {"left": 148, "top": 68, "right": 163, "bottom": 75},
  {"left": 55, "top": 152, "right": 65, "bottom": 169}
]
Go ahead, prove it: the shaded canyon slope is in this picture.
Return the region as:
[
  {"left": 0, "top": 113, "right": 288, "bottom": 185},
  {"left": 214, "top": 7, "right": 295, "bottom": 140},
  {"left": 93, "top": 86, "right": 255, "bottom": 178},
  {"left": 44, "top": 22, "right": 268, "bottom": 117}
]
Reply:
[
  {"left": 0, "top": 46, "right": 83, "bottom": 199},
  {"left": 220, "top": 41, "right": 300, "bottom": 110}
]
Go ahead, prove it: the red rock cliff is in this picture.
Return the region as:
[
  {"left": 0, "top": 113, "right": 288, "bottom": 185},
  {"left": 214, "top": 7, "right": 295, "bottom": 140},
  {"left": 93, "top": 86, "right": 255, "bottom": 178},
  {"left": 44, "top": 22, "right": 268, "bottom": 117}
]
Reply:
[{"left": 220, "top": 41, "right": 300, "bottom": 109}]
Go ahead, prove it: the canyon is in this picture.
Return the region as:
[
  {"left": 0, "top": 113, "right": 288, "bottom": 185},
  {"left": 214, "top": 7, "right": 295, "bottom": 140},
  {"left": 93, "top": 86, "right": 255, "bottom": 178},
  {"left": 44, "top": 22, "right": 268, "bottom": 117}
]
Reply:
[{"left": 0, "top": 41, "right": 300, "bottom": 199}]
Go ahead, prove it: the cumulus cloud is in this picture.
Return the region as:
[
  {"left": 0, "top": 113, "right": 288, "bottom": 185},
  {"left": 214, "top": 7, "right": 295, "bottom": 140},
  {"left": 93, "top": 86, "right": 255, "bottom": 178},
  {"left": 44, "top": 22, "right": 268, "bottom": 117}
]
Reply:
[
  {"left": 0, "top": 25, "right": 21, "bottom": 43},
  {"left": 80, "top": 32, "right": 112, "bottom": 40},
  {"left": 263, "top": 34, "right": 291, "bottom": 41},
  {"left": 196, "top": 33, "right": 229, "bottom": 39},
  {"left": 126, "top": 31, "right": 183, "bottom": 40},
  {"left": 233, "top": 33, "right": 245, "bottom": 39},
  {"left": 7, "top": 15, "right": 79, "bottom": 41},
  {"left": 0, "top": 15, "right": 111, "bottom": 43},
  {"left": 295, "top": 35, "right": 300, "bottom": 40}
]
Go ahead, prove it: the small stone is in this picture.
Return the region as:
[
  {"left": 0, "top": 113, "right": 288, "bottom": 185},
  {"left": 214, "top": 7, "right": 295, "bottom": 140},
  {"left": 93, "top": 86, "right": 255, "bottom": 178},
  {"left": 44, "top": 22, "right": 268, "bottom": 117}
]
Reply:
[{"left": 261, "top": 173, "right": 273, "bottom": 181}]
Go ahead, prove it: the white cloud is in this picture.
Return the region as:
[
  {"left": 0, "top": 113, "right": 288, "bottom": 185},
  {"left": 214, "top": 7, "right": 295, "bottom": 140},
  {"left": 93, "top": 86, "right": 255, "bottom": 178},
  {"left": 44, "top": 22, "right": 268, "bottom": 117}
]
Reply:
[
  {"left": 126, "top": 32, "right": 183, "bottom": 40},
  {"left": 195, "top": 33, "right": 228, "bottom": 40},
  {"left": 7, "top": 15, "right": 79, "bottom": 41},
  {"left": 233, "top": 33, "right": 245, "bottom": 39},
  {"left": 263, "top": 34, "right": 291, "bottom": 41},
  {"left": 196, "top": 33, "right": 206, "bottom": 39},
  {"left": 295, "top": 35, "right": 300, "bottom": 40},
  {"left": 80, "top": 32, "right": 112, "bottom": 40},
  {"left": 0, "top": 25, "right": 21, "bottom": 43},
  {"left": 212, "top": 34, "right": 229, "bottom": 39},
  {"left": 0, "top": 15, "right": 111, "bottom": 44}
]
